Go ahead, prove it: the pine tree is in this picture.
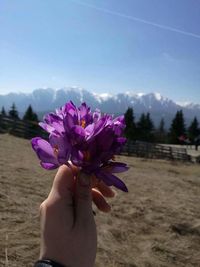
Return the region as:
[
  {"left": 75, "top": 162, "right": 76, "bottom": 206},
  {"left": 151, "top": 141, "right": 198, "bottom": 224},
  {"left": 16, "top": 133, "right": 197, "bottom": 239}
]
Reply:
[
  {"left": 23, "top": 105, "right": 38, "bottom": 122},
  {"left": 124, "top": 107, "right": 136, "bottom": 140},
  {"left": 137, "top": 112, "right": 154, "bottom": 142},
  {"left": 159, "top": 118, "right": 165, "bottom": 134},
  {"left": 137, "top": 113, "right": 146, "bottom": 141},
  {"left": 146, "top": 112, "right": 154, "bottom": 132},
  {"left": 156, "top": 118, "right": 166, "bottom": 143},
  {"left": 188, "top": 117, "right": 199, "bottom": 142},
  {"left": 1, "top": 106, "right": 6, "bottom": 116},
  {"left": 9, "top": 103, "right": 19, "bottom": 119},
  {"left": 169, "top": 110, "right": 186, "bottom": 144}
]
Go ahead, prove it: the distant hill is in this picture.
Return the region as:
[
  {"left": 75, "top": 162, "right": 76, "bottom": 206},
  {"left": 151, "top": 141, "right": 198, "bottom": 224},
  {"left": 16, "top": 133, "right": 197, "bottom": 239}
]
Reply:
[{"left": 1, "top": 87, "right": 200, "bottom": 128}]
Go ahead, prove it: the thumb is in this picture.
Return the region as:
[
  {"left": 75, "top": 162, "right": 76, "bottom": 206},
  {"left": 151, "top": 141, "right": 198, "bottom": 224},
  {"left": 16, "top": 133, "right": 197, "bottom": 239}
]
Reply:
[
  {"left": 75, "top": 172, "right": 93, "bottom": 224},
  {"left": 40, "top": 165, "right": 76, "bottom": 231},
  {"left": 46, "top": 165, "right": 75, "bottom": 210}
]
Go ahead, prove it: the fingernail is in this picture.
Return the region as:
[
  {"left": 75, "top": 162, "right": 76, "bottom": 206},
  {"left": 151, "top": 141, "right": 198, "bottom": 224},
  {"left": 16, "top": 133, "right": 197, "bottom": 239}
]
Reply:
[{"left": 78, "top": 173, "right": 91, "bottom": 187}]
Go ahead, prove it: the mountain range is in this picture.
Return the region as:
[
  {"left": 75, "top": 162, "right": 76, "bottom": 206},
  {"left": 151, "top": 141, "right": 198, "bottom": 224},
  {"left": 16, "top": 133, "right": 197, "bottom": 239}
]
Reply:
[{"left": 0, "top": 87, "right": 199, "bottom": 128}]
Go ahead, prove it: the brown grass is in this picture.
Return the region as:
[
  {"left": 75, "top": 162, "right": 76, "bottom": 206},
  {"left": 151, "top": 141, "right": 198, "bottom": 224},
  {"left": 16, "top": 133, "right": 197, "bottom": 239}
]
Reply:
[{"left": 0, "top": 134, "right": 200, "bottom": 267}]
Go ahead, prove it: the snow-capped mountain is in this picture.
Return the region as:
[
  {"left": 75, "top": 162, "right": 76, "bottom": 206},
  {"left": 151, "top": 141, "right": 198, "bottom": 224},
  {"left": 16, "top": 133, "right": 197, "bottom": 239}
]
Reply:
[{"left": 0, "top": 87, "right": 199, "bottom": 127}]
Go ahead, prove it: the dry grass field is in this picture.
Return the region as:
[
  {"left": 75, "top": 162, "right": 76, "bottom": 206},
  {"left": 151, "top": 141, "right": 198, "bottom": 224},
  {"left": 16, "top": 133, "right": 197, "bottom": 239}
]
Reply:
[{"left": 0, "top": 134, "right": 200, "bottom": 267}]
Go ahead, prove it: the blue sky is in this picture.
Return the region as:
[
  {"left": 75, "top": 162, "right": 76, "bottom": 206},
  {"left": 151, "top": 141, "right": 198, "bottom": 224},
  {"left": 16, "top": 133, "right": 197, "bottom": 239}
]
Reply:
[{"left": 1, "top": 0, "right": 200, "bottom": 103}]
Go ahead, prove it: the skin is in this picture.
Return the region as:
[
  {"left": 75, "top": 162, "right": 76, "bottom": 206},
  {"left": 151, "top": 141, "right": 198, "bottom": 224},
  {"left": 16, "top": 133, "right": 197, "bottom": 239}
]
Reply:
[{"left": 39, "top": 165, "right": 115, "bottom": 267}]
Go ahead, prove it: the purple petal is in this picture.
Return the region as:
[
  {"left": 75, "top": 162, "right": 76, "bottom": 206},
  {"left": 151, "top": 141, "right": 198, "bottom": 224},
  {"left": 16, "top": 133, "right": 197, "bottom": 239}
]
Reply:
[
  {"left": 93, "top": 109, "right": 101, "bottom": 122},
  {"left": 79, "top": 102, "right": 90, "bottom": 117},
  {"left": 31, "top": 137, "right": 59, "bottom": 165},
  {"left": 63, "top": 113, "right": 76, "bottom": 133},
  {"left": 85, "top": 123, "right": 95, "bottom": 137},
  {"left": 40, "top": 162, "right": 59, "bottom": 170},
  {"left": 113, "top": 115, "right": 125, "bottom": 125},
  {"left": 95, "top": 171, "right": 128, "bottom": 192},
  {"left": 107, "top": 161, "right": 129, "bottom": 173},
  {"left": 116, "top": 137, "right": 127, "bottom": 145},
  {"left": 88, "top": 116, "right": 108, "bottom": 140},
  {"left": 49, "top": 134, "right": 71, "bottom": 164},
  {"left": 113, "top": 115, "right": 126, "bottom": 135},
  {"left": 64, "top": 101, "right": 79, "bottom": 122},
  {"left": 39, "top": 112, "right": 64, "bottom": 134},
  {"left": 79, "top": 103, "right": 93, "bottom": 124},
  {"left": 96, "top": 128, "right": 114, "bottom": 151},
  {"left": 71, "top": 125, "right": 86, "bottom": 144},
  {"left": 71, "top": 149, "right": 84, "bottom": 166},
  {"left": 39, "top": 122, "right": 55, "bottom": 133},
  {"left": 44, "top": 113, "right": 62, "bottom": 124}
]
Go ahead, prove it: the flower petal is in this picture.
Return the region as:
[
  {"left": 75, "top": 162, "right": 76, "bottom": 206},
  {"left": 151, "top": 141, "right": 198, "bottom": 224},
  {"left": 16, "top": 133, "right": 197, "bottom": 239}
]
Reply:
[
  {"left": 107, "top": 161, "right": 129, "bottom": 173},
  {"left": 71, "top": 149, "right": 84, "bottom": 166},
  {"left": 49, "top": 134, "right": 71, "bottom": 164},
  {"left": 63, "top": 113, "right": 76, "bottom": 133},
  {"left": 71, "top": 125, "right": 86, "bottom": 144},
  {"left": 96, "top": 128, "right": 114, "bottom": 151},
  {"left": 40, "top": 162, "right": 59, "bottom": 170},
  {"left": 39, "top": 122, "right": 55, "bottom": 134},
  {"left": 93, "top": 109, "right": 101, "bottom": 122},
  {"left": 31, "top": 137, "right": 59, "bottom": 165},
  {"left": 95, "top": 171, "right": 128, "bottom": 192}
]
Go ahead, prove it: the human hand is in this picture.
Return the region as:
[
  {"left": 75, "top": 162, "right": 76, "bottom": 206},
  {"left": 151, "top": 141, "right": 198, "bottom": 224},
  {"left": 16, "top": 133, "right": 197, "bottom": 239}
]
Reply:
[{"left": 39, "top": 164, "right": 115, "bottom": 267}]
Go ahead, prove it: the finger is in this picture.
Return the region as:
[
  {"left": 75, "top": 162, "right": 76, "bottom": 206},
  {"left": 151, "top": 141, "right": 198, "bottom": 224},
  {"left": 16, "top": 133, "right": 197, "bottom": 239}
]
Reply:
[
  {"left": 66, "top": 162, "right": 80, "bottom": 177},
  {"left": 96, "top": 181, "right": 115, "bottom": 198},
  {"left": 92, "top": 189, "right": 111, "bottom": 212},
  {"left": 43, "top": 165, "right": 76, "bottom": 228},
  {"left": 48, "top": 165, "right": 75, "bottom": 203},
  {"left": 75, "top": 173, "right": 93, "bottom": 224}
]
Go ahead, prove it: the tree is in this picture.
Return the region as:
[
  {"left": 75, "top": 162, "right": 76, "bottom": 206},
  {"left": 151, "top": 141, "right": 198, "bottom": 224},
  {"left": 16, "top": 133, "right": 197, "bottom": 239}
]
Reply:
[
  {"left": 1, "top": 106, "right": 6, "bottom": 116},
  {"left": 188, "top": 117, "right": 199, "bottom": 142},
  {"left": 9, "top": 103, "right": 19, "bottom": 119},
  {"left": 137, "top": 112, "right": 154, "bottom": 142},
  {"left": 23, "top": 105, "right": 38, "bottom": 122},
  {"left": 159, "top": 118, "right": 165, "bottom": 134},
  {"left": 124, "top": 107, "right": 136, "bottom": 140},
  {"left": 169, "top": 110, "right": 186, "bottom": 144},
  {"left": 146, "top": 112, "right": 154, "bottom": 134},
  {"left": 155, "top": 118, "right": 166, "bottom": 143}
]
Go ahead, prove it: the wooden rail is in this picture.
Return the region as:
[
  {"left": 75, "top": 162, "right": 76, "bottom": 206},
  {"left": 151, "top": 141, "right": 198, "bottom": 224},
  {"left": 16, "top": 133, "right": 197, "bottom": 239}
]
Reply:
[
  {"left": 0, "top": 115, "right": 192, "bottom": 162},
  {"left": 122, "top": 141, "right": 191, "bottom": 162},
  {"left": 0, "top": 115, "right": 47, "bottom": 139}
]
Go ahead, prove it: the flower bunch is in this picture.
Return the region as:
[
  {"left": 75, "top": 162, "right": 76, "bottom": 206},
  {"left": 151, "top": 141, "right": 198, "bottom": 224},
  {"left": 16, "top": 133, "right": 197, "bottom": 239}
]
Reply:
[{"left": 31, "top": 101, "right": 128, "bottom": 192}]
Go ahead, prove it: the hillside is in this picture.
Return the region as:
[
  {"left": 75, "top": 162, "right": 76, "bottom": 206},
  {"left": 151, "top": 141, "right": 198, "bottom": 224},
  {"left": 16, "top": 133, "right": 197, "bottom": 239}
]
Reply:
[{"left": 0, "top": 134, "right": 200, "bottom": 266}]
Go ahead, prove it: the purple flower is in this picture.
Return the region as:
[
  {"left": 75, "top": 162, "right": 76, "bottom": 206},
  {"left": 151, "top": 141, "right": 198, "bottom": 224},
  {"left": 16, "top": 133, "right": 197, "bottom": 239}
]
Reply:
[
  {"left": 31, "top": 101, "right": 129, "bottom": 192},
  {"left": 31, "top": 134, "right": 70, "bottom": 170},
  {"left": 95, "top": 162, "right": 129, "bottom": 192}
]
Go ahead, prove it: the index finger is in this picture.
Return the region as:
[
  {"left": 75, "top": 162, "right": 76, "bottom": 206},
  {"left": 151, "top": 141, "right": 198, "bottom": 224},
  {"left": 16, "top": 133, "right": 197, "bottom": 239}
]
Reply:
[{"left": 91, "top": 175, "right": 115, "bottom": 198}]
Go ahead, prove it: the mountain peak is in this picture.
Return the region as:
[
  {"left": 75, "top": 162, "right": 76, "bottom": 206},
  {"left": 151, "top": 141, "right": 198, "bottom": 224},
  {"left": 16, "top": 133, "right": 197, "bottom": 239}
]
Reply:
[{"left": 0, "top": 88, "right": 199, "bottom": 128}]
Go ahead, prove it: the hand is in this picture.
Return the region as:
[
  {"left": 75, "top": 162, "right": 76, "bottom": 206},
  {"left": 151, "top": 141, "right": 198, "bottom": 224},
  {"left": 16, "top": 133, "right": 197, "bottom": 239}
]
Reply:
[{"left": 39, "top": 165, "right": 115, "bottom": 267}]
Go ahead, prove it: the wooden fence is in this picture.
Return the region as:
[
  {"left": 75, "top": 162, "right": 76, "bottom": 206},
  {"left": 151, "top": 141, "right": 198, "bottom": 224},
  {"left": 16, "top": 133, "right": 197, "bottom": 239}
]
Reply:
[
  {"left": 122, "top": 141, "right": 191, "bottom": 162},
  {"left": 0, "top": 115, "right": 47, "bottom": 139},
  {"left": 0, "top": 115, "right": 192, "bottom": 162}
]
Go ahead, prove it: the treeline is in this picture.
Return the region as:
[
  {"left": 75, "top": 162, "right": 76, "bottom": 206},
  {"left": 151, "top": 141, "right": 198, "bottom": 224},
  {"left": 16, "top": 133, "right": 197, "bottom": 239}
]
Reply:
[
  {"left": 0, "top": 103, "right": 43, "bottom": 139},
  {"left": 125, "top": 107, "right": 200, "bottom": 144},
  {"left": 1, "top": 103, "right": 38, "bottom": 122},
  {"left": 1, "top": 103, "right": 200, "bottom": 145}
]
